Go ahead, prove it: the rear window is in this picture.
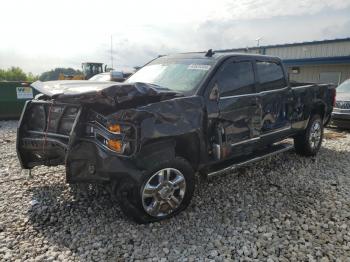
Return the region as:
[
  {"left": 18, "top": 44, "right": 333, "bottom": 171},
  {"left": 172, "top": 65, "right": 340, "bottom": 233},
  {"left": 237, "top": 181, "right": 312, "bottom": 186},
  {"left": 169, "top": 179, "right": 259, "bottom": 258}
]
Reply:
[{"left": 256, "top": 61, "right": 286, "bottom": 91}]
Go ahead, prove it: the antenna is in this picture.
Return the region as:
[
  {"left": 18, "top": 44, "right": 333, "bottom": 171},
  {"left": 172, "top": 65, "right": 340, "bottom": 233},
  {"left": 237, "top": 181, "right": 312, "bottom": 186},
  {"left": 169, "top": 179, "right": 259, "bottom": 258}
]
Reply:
[
  {"left": 111, "top": 35, "right": 114, "bottom": 69},
  {"left": 255, "top": 37, "right": 263, "bottom": 47},
  {"left": 205, "top": 49, "right": 215, "bottom": 57}
]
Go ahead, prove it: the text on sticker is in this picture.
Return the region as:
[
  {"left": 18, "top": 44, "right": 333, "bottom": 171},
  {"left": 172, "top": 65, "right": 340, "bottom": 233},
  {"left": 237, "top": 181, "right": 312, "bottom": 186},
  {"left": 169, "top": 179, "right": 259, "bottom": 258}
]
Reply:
[{"left": 187, "top": 64, "right": 211, "bottom": 71}]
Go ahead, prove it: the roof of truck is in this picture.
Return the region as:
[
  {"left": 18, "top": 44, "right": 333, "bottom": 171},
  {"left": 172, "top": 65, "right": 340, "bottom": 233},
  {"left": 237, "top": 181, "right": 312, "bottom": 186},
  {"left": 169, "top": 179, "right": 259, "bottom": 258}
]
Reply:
[{"left": 161, "top": 51, "right": 280, "bottom": 62}]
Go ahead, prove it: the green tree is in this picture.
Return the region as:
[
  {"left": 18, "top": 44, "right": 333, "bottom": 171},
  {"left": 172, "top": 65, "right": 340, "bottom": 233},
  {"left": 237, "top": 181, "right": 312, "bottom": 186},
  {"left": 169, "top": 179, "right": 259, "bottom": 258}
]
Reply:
[
  {"left": 0, "top": 67, "right": 27, "bottom": 81},
  {"left": 26, "top": 72, "right": 39, "bottom": 82},
  {"left": 0, "top": 69, "right": 5, "bottom": 80}
]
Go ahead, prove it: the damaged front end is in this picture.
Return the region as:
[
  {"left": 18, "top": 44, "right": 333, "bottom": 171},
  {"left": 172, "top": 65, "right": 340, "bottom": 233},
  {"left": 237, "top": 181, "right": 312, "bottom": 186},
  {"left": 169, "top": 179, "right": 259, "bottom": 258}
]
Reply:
[
  {"left": 17, "top": 100, "right": 82, "bottom": 169},
  {"left": 17, "top": 99, "right": 142, "bottom": 183},
  {"left": 16, "top": 80, "right": 187, "bottom": 183}
]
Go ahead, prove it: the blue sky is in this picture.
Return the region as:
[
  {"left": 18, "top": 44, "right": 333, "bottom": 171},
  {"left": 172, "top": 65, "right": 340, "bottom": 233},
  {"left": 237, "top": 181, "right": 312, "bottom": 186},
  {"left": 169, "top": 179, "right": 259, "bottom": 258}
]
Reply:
[{"left": 0, "top": 0, "right": 349, "bottom": 74}]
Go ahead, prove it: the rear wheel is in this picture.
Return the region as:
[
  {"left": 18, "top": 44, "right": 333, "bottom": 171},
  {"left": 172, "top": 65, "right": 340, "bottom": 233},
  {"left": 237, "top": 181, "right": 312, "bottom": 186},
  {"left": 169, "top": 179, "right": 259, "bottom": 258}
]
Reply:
[
  {"left": 116, "top": 157, "right": 195, "bottom": 223},
  {"left": 294, "top": 114, "right": 323, "bottom": 156}
]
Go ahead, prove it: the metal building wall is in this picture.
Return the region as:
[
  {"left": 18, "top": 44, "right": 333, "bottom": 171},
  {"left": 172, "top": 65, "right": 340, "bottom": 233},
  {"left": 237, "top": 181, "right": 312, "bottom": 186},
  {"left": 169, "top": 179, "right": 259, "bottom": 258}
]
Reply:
[
  {"left": 266, "top": 41, "right": 350, "bottom": 59},
  {"left": 224, "top": 39, "right": 350, "bottom": 59},
  {"left": 219, "top": 39, "right": 350, "bottom": 85},
  {"left": 289, "top": 64, "right": 350, "bottom": 84}
]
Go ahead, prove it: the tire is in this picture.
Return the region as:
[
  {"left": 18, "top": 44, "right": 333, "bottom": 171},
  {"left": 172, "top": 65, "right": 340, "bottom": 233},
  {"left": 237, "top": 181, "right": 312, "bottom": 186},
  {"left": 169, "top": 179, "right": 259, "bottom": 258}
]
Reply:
[
  {"left": 294, "top": 114, "right": 323, "bottom": 156},
  {"left": 116, "top": 157, "right": 195, "bottom": 223}
]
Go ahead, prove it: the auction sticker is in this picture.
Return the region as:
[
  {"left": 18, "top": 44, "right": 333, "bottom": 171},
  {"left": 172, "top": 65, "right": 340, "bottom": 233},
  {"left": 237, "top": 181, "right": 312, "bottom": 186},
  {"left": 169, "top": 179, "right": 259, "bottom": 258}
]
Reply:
[
  {"left": 16, "top": 87, "right": 33, "bottom": 99},
  {"left": 187, "top": 64, "right": 211, "bottom": 70}
]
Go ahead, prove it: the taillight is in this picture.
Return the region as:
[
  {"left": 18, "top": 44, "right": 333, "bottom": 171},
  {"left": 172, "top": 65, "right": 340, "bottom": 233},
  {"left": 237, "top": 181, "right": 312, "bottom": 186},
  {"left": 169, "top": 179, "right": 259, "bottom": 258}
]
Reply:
[{"left": 332, "top": 88, "right": 336, "bottom": 107}]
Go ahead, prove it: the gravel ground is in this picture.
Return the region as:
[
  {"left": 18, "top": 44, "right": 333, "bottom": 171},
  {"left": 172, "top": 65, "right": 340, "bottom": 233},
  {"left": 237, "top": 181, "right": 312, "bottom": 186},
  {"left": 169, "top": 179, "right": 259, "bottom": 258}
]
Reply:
[{"left": 0, "top": 120, "right": 350, "bottom": 261}]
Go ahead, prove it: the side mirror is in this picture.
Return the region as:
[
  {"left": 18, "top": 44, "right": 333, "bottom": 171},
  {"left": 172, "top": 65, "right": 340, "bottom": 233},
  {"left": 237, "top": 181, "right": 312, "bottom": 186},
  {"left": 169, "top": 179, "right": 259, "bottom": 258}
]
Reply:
[{"left": 209, "top": 83, "right": 220, "bottom": 101}]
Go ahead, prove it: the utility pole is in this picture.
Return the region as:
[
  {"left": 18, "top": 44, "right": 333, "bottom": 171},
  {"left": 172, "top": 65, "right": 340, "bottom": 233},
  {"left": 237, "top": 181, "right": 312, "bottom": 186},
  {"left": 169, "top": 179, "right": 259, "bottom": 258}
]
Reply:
[
  {"left": 255, "top": 37, "right": 263, "bottom": 47},
  {"left": 111, "top": 35, "right": 114, "bottom": 69}
]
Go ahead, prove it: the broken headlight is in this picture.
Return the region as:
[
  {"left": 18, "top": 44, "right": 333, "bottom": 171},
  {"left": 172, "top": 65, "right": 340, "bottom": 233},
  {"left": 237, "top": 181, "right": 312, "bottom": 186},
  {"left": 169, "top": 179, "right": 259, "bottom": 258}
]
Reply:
[
  {"left": 87, "top": 121, "right": 136, "bottom": 156},
  {"left": 107, "top": 123, "right": 134, "bottom": 137},
  {"left": 106, "top": 123, "right": 134, "bottom": 154}
]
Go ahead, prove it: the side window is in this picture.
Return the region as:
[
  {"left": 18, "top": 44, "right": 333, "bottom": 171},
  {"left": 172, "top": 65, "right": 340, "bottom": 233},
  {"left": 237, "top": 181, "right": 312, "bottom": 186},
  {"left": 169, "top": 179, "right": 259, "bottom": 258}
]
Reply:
[
  {"left": 216, "top": 61, "right": 255, "bottom": 97},
  {"left": 256, "top": 61, "right": 286, "bottom": 91}
]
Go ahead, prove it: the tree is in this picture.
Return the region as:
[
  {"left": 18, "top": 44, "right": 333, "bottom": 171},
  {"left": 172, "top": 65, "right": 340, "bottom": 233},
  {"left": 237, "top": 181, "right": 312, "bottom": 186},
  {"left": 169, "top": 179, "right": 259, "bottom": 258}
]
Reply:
[
  {"left": 0, "top": 69, "right": 5, "bottom": 80},
  {"left": 0, "top": 67, "right": 27, "bottom": 81},
  {"left": 26, "top": 72, "right": 39, "bottom": 82}
]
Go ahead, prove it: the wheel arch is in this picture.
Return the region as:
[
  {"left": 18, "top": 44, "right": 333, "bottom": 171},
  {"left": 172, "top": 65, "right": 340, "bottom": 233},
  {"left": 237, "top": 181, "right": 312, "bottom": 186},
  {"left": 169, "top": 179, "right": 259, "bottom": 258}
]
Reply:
[
  {"left": 174, "top": 133, "right": 201, "bottom": 171},
  {"left": 135, "top": 133, "right": 202, "bottom": 171},
  {"left": 310, "top": 101, "right": 326, "bottom": 120}
]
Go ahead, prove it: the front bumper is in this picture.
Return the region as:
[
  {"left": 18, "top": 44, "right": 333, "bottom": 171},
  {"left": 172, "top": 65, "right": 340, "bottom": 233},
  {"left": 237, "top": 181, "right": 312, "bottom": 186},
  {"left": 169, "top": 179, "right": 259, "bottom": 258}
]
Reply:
[
  {"left": 16, "top": 100, "right": 80, "bottom": 169},
  {"left": 17, "top": 100, "right": 142, "bottom": 183},
  {"left": 331, "top": 110, "right": 350, "bottom": 129},
  {"left": 65, "top": 141, "right": 142, "bottom": 184}
]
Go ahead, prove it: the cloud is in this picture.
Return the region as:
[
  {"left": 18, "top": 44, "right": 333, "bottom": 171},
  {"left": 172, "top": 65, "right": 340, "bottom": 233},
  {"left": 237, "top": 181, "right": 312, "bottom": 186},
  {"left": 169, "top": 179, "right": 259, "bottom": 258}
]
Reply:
[
  {"left": 193, "top": 10, "right": 350, "bottom": 50},
  {"left": 223, "top": 0, "right": 350, "bottom": 20},
  {"left": 1, "top": 0, "right": 350, "bottom": 74}
]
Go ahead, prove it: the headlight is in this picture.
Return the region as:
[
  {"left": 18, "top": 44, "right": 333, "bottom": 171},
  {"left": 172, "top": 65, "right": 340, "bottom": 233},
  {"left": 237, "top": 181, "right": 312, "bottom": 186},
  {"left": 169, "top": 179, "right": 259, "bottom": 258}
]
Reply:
[
  {"left": 90, "top": 118, "right": 136, "bottom": 155},
  {"left": 107, "top": 139, "right": 123, "bottom": 152},
  {"left": 108, "top": 124, "right": 121, "bottom": 133},
  {"left": 107, "top": 122, "right": 134, "bottom": 137}
]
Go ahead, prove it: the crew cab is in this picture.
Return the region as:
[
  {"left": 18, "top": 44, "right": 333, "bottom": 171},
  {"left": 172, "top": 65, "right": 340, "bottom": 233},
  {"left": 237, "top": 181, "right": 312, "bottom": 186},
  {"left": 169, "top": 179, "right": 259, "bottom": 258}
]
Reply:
[{"left": 17, "top": 51, "right": 336, "bottom": 223}]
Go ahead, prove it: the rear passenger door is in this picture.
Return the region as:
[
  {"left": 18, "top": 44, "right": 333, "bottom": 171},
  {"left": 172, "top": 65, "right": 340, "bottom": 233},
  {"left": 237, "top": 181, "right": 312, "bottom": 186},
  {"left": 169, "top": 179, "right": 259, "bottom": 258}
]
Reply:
[
  {"left": 255, "top": 60, "right": 291, "bottom": 138},
  {"left": 214, "top": 58, "right": 261, "bottom": 159}
]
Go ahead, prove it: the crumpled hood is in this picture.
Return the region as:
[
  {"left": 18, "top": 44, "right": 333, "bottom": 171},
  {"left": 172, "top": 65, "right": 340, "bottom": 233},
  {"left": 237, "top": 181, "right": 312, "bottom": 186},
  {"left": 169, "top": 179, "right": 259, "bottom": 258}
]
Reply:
[{"left": 31, "top": 80, "right": 179, "bottom": 108}]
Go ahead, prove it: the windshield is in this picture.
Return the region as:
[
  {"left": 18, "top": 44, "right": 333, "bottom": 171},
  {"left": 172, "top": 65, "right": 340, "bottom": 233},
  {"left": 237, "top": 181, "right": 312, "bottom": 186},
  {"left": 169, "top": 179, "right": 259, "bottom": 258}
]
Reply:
[
  {"left": 126, "top": 58, "right": 213, "bottom": 92},
  {"left": 337, "top": 79, "right": 350, "bottom": 93}
]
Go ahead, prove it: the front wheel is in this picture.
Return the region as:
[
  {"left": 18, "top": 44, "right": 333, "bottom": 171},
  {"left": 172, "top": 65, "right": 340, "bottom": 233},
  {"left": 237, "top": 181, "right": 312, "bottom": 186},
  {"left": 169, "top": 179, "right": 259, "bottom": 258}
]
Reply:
[
  {"left": 116, "top": 157, "right": 195, "bottom": 223},
  {"left": 294, "top": 114, "right": 323, "bottom": 156}
]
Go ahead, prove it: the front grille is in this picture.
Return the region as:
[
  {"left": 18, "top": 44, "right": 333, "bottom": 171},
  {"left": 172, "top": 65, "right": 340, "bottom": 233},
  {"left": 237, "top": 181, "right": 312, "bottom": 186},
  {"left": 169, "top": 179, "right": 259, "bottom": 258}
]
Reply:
[
  {"left": 26, "top": 102, "right": 80, "bottom": 136},
  {"left": 335, "top": 101, "right": 350, "bottom": 109}
]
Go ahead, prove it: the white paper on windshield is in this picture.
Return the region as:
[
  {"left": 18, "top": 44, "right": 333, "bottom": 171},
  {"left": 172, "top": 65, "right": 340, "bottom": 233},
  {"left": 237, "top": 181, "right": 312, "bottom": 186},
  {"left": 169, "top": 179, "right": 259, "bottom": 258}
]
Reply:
[{"left": 187, "top": 64, "right": 211, "bottom": 71}]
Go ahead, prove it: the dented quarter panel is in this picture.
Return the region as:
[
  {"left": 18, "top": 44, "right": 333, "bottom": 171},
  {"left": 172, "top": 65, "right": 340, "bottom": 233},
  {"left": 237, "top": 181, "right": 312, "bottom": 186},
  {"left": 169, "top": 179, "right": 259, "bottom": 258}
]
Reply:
[{"left": 291, "top": 84, "right": 334, "bottom": 129}]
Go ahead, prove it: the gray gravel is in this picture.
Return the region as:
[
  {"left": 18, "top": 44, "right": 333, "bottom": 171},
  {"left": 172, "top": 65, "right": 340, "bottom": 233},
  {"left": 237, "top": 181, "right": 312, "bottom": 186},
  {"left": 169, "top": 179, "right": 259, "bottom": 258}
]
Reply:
[{"left": 1, "top": 120, "right": 350, "bottom": 261}]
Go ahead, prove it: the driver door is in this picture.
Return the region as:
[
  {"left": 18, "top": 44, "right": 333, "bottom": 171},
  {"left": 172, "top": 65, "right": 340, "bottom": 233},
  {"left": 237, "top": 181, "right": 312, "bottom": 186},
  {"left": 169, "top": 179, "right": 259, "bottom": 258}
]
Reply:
[{"left": 209, "top": 58, "right": 261, "bottom": 160}]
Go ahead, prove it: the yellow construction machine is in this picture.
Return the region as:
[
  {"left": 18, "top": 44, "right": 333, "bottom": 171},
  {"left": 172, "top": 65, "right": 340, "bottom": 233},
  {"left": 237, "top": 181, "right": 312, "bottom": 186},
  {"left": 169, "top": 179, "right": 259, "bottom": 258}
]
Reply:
[{"left": 58, "top": 62, "right": 107, "bottom": 80}]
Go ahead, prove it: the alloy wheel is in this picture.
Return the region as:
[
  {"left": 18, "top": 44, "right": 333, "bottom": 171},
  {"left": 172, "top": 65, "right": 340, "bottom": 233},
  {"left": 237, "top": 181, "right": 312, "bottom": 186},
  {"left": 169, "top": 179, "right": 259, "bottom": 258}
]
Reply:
[
  {"left": 141, "top": 168, "right": 186, "bottom": 217},
  {"left": 309, "top": 120, "right": 322, "bottom": 149}
]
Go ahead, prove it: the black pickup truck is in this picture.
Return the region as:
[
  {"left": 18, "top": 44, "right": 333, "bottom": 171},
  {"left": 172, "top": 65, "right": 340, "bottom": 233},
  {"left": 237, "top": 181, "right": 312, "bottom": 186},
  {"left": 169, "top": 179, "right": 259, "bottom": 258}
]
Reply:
[{"left": 17, "top": 51, "right": 336, "bottom": 223}]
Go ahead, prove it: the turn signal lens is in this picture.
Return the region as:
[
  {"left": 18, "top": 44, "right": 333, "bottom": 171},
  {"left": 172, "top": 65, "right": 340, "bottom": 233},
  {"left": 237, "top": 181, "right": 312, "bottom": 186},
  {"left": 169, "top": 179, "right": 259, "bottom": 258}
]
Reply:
[
  {"left": 108, "top": 124, "right": 121, "bottom": 133},
  {"left": 332, "top": 88, "right": 336, "bottom": 107},
  {"left": 107, "top": 139, "right": 122, "bottom": 152}
]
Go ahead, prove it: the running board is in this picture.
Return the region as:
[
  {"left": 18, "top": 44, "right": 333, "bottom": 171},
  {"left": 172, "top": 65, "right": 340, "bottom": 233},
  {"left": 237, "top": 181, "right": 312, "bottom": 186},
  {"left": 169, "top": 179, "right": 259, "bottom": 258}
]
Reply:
[{"left": 207, "top": 143, "right": 293, "bottom": 177}]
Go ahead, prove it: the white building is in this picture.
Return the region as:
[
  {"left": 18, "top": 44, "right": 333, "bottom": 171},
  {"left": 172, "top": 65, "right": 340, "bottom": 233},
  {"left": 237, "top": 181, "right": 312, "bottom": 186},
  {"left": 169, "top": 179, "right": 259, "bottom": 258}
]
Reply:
[{"left": 217, "top": 37, "right": 350, "bottom": 85}]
